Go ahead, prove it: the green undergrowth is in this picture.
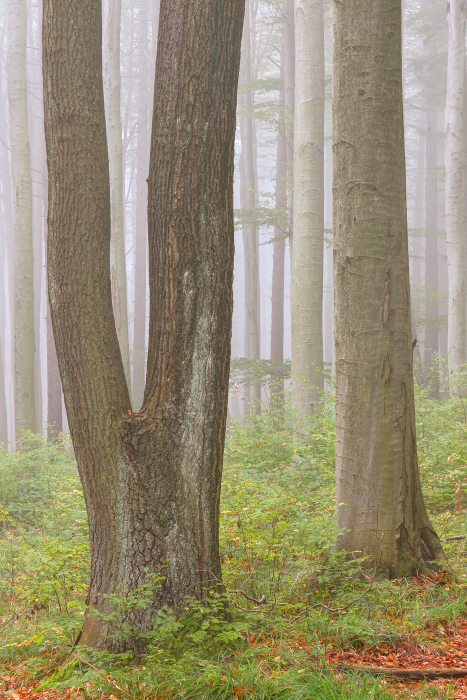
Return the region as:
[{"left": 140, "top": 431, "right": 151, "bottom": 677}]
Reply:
[{"left": 0, "top": 381, "right": 467, "bottom": 699}]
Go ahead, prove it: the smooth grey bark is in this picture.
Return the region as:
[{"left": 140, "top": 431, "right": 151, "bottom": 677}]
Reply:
[
  {"left": 270, "top": 34, "right": 287, "bottom": 405},
  {"left": 239, "top": 0, "right": 261, "bottom": 414},
  {"left": 103, "top": 0, "right": 131, "bottom": 395},
  {"left": 291, "top": 0, "right": 324, "bottom": 418},
  {"left": 8, "top": 0, "right": 36, "bottom": 437},
  {"left": 411, "top": 126, "right": 425, "bottom": 386},
  {"left": 333, "top": 0, "right": 445, "bottom": 575},
  {"left": 28, "top": 0, "right": 45, "bottom": 433},
  {"left": 44, "top": 0, "right": 244, "bottom": 651},
  {"left": 425, "top": 103, "right": 440, "bottom": 397},
  {"left": 132, "top": 0, "right": 152, "bottom": 409},
  {"left": 445, "top": 0, "right": 466, "bottom": 378},
  {"left": 284, "top": 0, "right": 295, "bottom": 264}
]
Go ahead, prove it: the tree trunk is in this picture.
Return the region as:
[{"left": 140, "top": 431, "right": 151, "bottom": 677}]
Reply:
[
  {"left": 103, "top": 0, "right": 131, "bottom": 396},
  {"left": 333, "top": 0, "right": 445, "bottom": 576},
  {"left": 411, "top": 125, "right": 425, "bottom": 387},
  {"left": 270, "top": 34, "right": 287, "bottom": 409},
  {"left": 8, "top": 0, "right": 36, "bottom": 438},
  {"left": 132, "top": 0, "right": 152, "bottom": 410},
  {"left": 239, "top": 0, "right": 261, "bottom": 415},
  {"left": 291, "top": 0, "right": 324, "bottom": 418},
  {"left": 445, "top": 0, "right": 466, "bottom": 379},
  {"left": 284, "top": 0, "right": 295, "bottom": 263},
  {"left": 425, "top": 104, "right": 439, "bottom": 398},
  {"left": 43, "top": 0, "right": 244, "bottom": 652}
]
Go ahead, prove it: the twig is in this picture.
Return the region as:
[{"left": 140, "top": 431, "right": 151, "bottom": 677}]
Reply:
[
  {"left": 72, "top": 652, "right": 137, "bottom": 700},
  {"left": 309, "top": 552, "right": 382, "bottom": 614},
  {"left": 444, "top": 535, "right": 466, "bottom": 541},
  {"left": 381, "top": 578, "right": 409, "bottom": 616},
  {"left": 288, "top": 568, "right": 306, "bottom": 604}
]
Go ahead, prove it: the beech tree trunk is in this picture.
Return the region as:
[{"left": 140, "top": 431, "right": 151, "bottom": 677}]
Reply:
[
  {"left": 103, "top": 0, "right": 131, "bottom": 395},
  {"left": 8, "top": 0, "right": 36, "bottom": 438},
  {"left": 43, "top": 0, "right": 244, "bottom": 652},
  {"left": 291, "top": 0, "right": 325, "bottom": 418},
  {"left": 333, "top": 0, "right": 445, "bottom": 576},
  {"left": 445, "top": 0, "right": 466, "bottom": 379},
  {"left": 239, "top": 0, "right": 261, "bottom": 414},
  {"left": 425, "top": 104, "right": 439, "bottom": 398},
  {"left": 132, "top": 0, "right": 152, "bottom": 409},
  {"left": 284, "top": 0, "right": 295, "bottom": 261},
  {"left": 270, "top": 35, "right": 287, "bottom": 406}
]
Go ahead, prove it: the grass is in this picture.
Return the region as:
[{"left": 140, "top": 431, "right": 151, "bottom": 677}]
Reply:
[{"left": 1, "top": 379, "right": 467, "bottom": 699}]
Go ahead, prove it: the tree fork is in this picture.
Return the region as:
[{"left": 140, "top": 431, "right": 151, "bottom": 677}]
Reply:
[{"left": 43, "top": 0, "right": 245, "bottom": 651}]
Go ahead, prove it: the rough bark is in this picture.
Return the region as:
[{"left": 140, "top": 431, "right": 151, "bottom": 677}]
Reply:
[
  {"left": 8, "top": 0, "right": 36, "bottom": 438},
  {"left": 333, "top": 0, "right": 445, "bottom": 576},
  {"left": 103, "top": 0, "right": 131, "bottom": 396},
  {"left": 445, "top": 0, "right": 466, "bottom": 379},
  {"left": 291, "top": 0, "right": 324, "bottom": 418},
  {"left": 239, "top": 0, "right": 261, "bottom": 415},
  {"left": 43, "top": 0, "right": 244, "bottom": 652},
  {"left": 132, "top": 0, "right": 152, "bottom": 409}
]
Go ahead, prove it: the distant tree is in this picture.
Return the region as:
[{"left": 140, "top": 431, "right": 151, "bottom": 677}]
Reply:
[
  {"left": 8, "top": 0, "right": 35, "bottom": 438},
  {"left": 270, "top": 31, "right": 287, "bottom": 405},
  {"left": 103, "top": 0, "right": 131, "bottom": 395},
  {"left": 132, "top": 0, "right": 153, "bottom": 409},
  {"left": 43, "top": 0, "right": 245, "bottom": 651},
  {"left": 445, "top": 0, "right": 466, "bottom": 379},
  {"left": 239, "top": 0, "right": 261, "bottom": 414},
  {"left": 291, "top": 0, "right": 325, "bottom": 418},
  {"left": 333, "top": 0, "right": 446, "bottom": 575}
]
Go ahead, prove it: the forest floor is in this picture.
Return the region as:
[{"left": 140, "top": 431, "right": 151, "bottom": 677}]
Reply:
[{"left": 1, "top": 383, "right": 467, "bottom": 699}]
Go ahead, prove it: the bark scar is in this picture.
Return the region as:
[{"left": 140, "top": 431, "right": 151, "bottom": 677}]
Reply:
[
  {"left": 380, "top": 265, "right": 391, "bottom": 324},
  {"left": 381, "top": 354, "right": 392, "bottom": 383}
]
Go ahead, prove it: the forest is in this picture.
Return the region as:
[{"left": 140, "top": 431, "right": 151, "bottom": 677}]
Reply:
[{"left": 1, "top": 0, "right": 467, "bottom": 698}]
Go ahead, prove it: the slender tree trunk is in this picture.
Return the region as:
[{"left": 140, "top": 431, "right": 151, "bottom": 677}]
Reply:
[
  {"left": 445, "top": 0, "right": 466, "bottom": 379},
  {"left": 0, "top": 207, "right": 9, "bottom": 442},
  {"left": 333, "top": 0, "right": 445, "bottom": 575},
  {"left": 27, "top": 1, "right": 44, "bottom": 433},
  {"left": 8, "top": 0, "right": 35, "bottom": 438},
  {"left": 425, "top": 104, "right": 440, "bottom": 397},
  {"left": 43, "top": 0, "right": 244, "bottom": 652},
  {"left": 132, "top": 0, "right": 152, "bottom": 409},
  {"left": 284, "top": 0, "right": 295, "bottom": 264},
  {"left": 291, "top": 0, "right": 324, "bottom": 418},
  {"left": 239, "top": 0, "right": 261, "bottom": 414},
  {"left": 411, "top": 125, "right": 425, "bottom": 386},
  {"left": 270, "top": 34, "right": 287, "bottom": 409},
  {"left": 103, "top": 0, "right": 131, "bottom": 395}
]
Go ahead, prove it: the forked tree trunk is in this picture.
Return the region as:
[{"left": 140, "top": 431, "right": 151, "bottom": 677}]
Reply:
[
  {"left": 445, "top": 0, "right": 466, "bottom": 379},
  {"left": 103, "top": 0, "right": 131, "bottom": 395},
  {"left": 291, "top": 0, "right": 325, "bottom": 418},
  {"left": 333, "top": 0, "right": 446, "bottom": 576},
  {"left": 8, "top": 0, "right": 36, "bottom": 438},
  {"left": 43, "top": 0, "right": 244, "bottom": 652}
]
